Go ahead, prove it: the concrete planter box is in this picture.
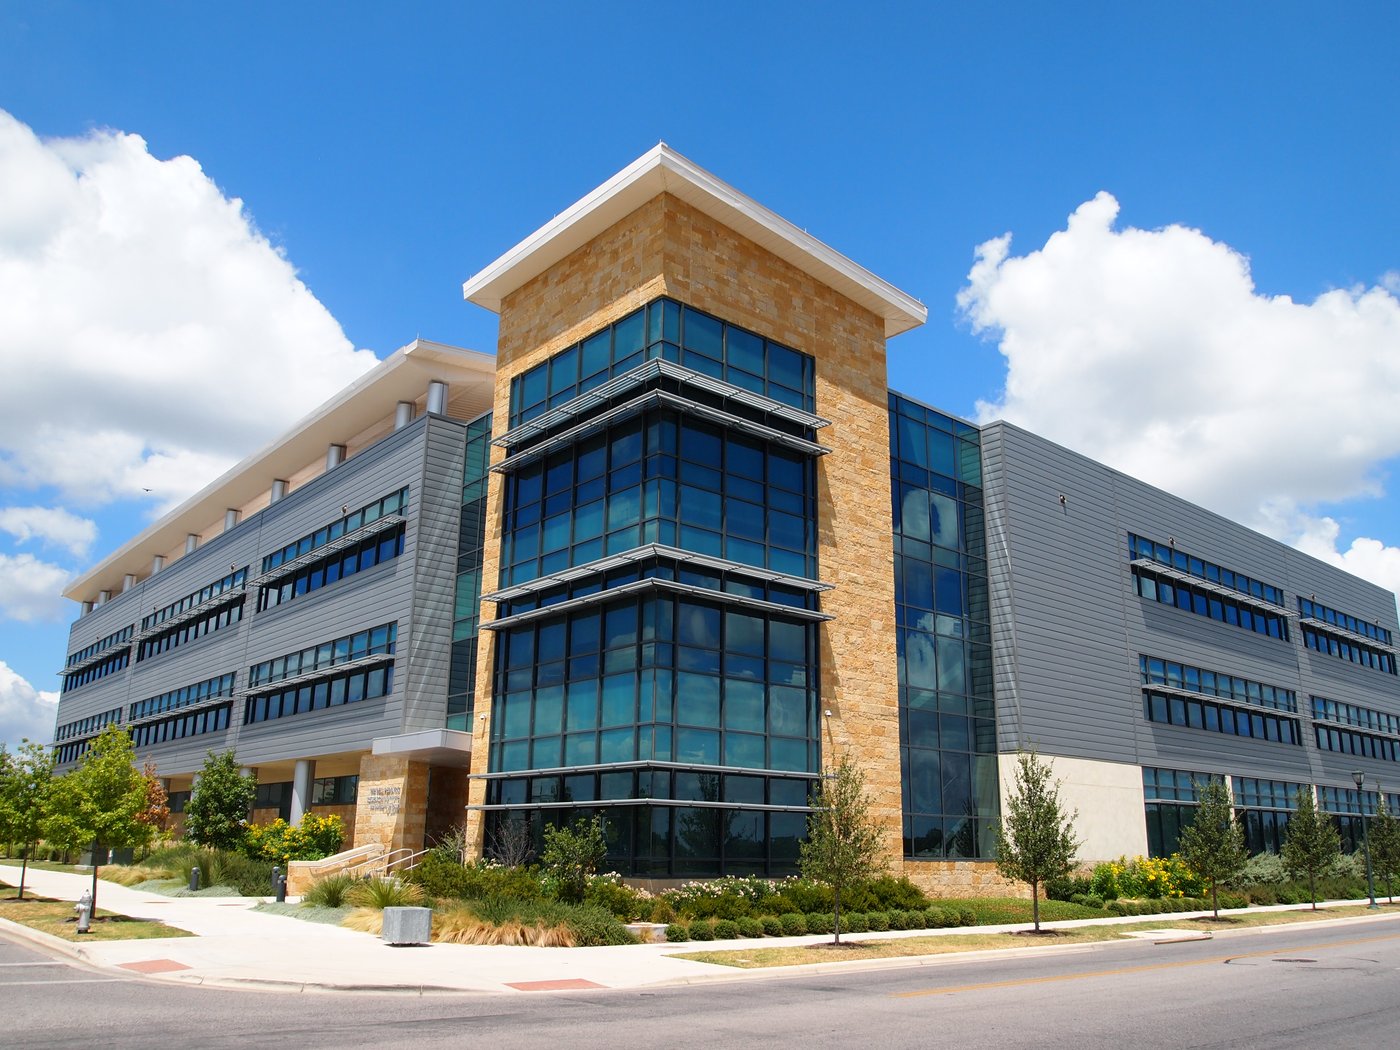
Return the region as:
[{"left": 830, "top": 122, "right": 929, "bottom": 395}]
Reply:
[
  {"left": 382, "top": 907, "right": 433, "bottom": 946},
  {"left": 625, "top": 922, "right": 670, "bottom": 944}
]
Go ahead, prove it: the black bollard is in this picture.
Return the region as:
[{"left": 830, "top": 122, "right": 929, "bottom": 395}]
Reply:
[
  {"left": 189, "top": 865, "right": 201, "bottom": 892},
  {"left": 276, "top": 875, "right": 287, "bottom": 903},
  {"left": 271, "top": 865, "right": 281, "bottom": 892}
]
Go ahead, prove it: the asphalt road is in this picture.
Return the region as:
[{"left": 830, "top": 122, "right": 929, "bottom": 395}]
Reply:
[{"left": 6, "top": 916, "right": 1400, "bottom": 1049}]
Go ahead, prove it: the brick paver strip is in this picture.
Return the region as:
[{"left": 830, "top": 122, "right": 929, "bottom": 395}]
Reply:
[
  {"left": 505, "top": 979, "right": 605, "bottom": 991},
  {"left": 118, "top": 959, "right": 192, "bottom": 974}
]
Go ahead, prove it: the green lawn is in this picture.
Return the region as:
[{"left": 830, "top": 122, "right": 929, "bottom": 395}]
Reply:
[{"left": 0, "top": 885, "right": 194, "bottom": 942}]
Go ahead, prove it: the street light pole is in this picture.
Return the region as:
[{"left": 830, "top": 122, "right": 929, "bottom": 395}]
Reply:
[{"left": 1352, "top": 770, "right": 1378, "bottom": 909}]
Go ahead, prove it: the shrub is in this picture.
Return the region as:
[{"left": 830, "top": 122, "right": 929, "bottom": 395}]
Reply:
[
  {"left": 540, "top": 817, "right": 607, "bottom": 904},
  {"left": 956, "top": 907, "right": 977, "bottom": 927},
  {"left": 583, "top": 875, "right": 648, "bottom": 921},
  {"left": 560, "top": 903, "right": 637, "bottom": 946},
  {"left": 923, "top": 906, "right": 951, "bottom": 928},
  {"left": 1046, "top": 874, "right": 1092, "bottom": 902},
  {"left": 662, "top": 876, "right": 783, "bottom": 920},
  {"left": 405, "top": 854, "right": 547, "bottom": 903},
  {"left": 1069, "top": 893, "right": 1105, "bottom": 911},
  {"left": 303, "top": 873, "right": 356, "bottom": 908},
  {"left": 886, "top": 909, "right": 910, "bottom": 930},
  {"left": 243, "top": 815, "right": 345, "bottom": 864},
  {"left": 867, "top": 911, "right": 890, "bottom": 931},
  {"left": 853, "top": 875, "right": 929, "bottom": 912},
  {"left": 737, "top": 917, "right": 763, "bottom": 938},
  {"left": 688, "top": 920, "right": 715, "bottom": 941},
  {"left": 713, "top": 919, "right": 739, "bottom": 940},
  {"left": 1241, "top": 851, "right": 1288, "bottom": 885},
  {"left": 806, "top": 911, "right": 834, "bottom": 934},
  {"left": 346, "top": 877, "right": 425, "bottom": 910},
  {"left": 647, "top": 899, "right": 676, "bottom": 924},
  {"left": 779, "top": 912, "right": 807, "bottom": 936},
  {"left": 665, "top": 923, "right": 690, "bottom": 943},
  {"left": 844, "top": 912, "right": 869, "bottom": 933},
  {"left": 1216, "top": 892, "right": 1248, "bottom": 911},
  {"left": 760, "top": 915, "right": 783, "bottom": 937},
  {"left": 1090, "top": 861, "right": 1122, "bottom": 901}
]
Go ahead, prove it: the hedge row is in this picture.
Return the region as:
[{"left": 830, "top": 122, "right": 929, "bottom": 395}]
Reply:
[{"left": 664, "top": 906, "right": 977, "bottom": 942}]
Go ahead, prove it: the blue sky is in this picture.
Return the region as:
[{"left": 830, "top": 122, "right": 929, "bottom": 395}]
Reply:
[{"left": 1, "top": 2, "right": 1398, "bottom": 746}]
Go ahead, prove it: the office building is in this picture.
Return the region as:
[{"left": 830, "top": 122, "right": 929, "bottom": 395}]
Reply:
[{"left": 51, "top": 147, "right": 1400, "bottom": 889}]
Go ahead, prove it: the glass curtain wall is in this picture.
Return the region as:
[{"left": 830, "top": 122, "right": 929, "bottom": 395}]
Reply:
[
  {"left": 888, "top": 393, "right": 998, "bottom": 860},
  {"left": 484, "top": 299, "right": 822, "bottom": 876},
  {"left": 447, "top": 412, "right": 493, "bottom": 730}
]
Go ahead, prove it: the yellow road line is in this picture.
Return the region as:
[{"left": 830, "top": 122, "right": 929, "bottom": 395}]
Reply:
[{"left": 892, "top": 930, "right": 1400, "bottom": 999}]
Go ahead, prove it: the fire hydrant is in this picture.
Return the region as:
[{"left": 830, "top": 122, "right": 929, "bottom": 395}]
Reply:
[{"left": 74, "top": 891, "right": 93, "bottom": 934}]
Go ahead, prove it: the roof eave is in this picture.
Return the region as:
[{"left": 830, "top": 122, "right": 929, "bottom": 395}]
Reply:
[{"left": 462, "top": 144, "right": 927, "bottom": 338}]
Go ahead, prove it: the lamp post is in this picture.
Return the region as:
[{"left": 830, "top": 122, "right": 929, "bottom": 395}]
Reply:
[{"left": 1351, "top": 770, "right": 1378, "bottom": 909}]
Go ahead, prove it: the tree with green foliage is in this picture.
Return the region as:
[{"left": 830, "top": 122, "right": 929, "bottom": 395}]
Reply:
[
  {"left": 42, "top": 724, "right": 156, "bottom": 910},
  {"left": 1281, "top": 787, "right": 1341, "bottom": 910},
  {"left": 1177, "top": 779, "right": 1249, "bottom": 919},
  {"left": 184, "top": 750, "right": 256, "bottom": 851},
  {"left": 800, "top": 754, "right": 885, "bottom": 944},
  {"left": 0, "top": 740, "right": 56, "bottom": 900},
  {"left": 540, "top": 815, "right": 607, "bottom": 903},
  {"left": 993, "top": 750, "right": 1081, "bottom": 932},
  {"left": 1367, "top": 797, "right": 1400, "bottom": 905}
]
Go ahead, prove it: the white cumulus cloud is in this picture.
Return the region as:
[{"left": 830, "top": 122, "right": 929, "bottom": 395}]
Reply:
[
  {"left": 0, "top": 505, "right": 97, "bottom": 558},
  {"left": 960, "top": 192, "right": 1400, "bottom": 595},
  {"left": 0, "top": 661, "right": 58, "bottom": 749},
  {"left": 0, "top": 553, "right": 71, "bottom": 621},
  {"left": 0, "top": 110, "right": 380, "bottom": 510}
]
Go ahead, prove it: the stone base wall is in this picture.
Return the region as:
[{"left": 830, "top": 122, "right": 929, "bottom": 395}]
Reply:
[
  {"left": 903, "top": 860, "right": 1028, "bottom": 899},
  {"left": 351, "top": 754, "right": 430, "bottom": 852},
  {"left": 285, "top": 842, "right": 386, "bottom": 897},
  {"left": 424, "top": 767, "right": 471, "bottom": 845}
]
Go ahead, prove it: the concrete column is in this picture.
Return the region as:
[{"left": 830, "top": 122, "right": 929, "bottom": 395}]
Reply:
[
  {"left": 426, "top": 380, "right": 448, "bottom": 416},
  {"left": 80, "top": 600, "right": 94, "bottom": 615},
  {"left": 224, "top": 508, "right": 241, "bottom": 532},
  {"left": 185, "top": 533, "right": 199, "bottom": 555},
  {"left": 270, "top": 479, "right": 288, "bottom": 504},
  {"left": 394, "top": 401, "right": 415, "bottom": 430},
  {"left": 289, "top": 759, "right": 316, "bottom": 825},
  {"left": 151, "top": 555, "right": 166, "bottom": 574},
  {"left": 122, "top": 573, "right": 137, "bottom": 592},
  {"left": 326, "top": 444, "right": 346, "bottom": 470},
  {"left": 96, "top": 590, "right": 112, "bottom": 605}
]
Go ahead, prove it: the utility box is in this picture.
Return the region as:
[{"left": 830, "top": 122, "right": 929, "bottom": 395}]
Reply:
[{"left": 381, "top": 907, "right": 432, "bottom": 946}]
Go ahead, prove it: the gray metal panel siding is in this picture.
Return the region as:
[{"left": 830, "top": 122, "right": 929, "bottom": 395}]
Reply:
[
  {"left": 53, "top": 418, "right": 439, "bottom": 774},
  {"left": 984, "top": 419, "right": 1400, "bottom": 793},
  {"left": 402, "top": 416, "right": 468, "bottom": 732},
  {"left": 983, "top": 421, "right": 1142, "bottom": 761},
  {"left": 228, "top": 422, "right": 431, "bottom": 767}
]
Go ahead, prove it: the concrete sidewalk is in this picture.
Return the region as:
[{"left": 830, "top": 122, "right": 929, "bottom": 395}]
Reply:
[{"left": 1, "top": 863, "right": 1392, "bottom": 995}]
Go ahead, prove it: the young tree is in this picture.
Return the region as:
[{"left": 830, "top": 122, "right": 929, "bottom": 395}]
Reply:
[
  {"left": 42, "top": 724, "right": 156, "bottom": 910},
  {"left": 800, "top": 754, "right": 885, "bottom": 944},
  {"left": 540, "top": 815, "right": 607, "bottom": 903},
  {"left": 1177, "top": 779, "right": 1248, "bottom": 919},
  {"left": 1281, "top": 787, "right": 1341, "bottom": 911},
  {"left": 1367, "top": 797, "right": 1400, "bottom": 905},
  {"left": 994, "top": 750, "right": 1081, "bottom": 932},
  {"left": 0, "top": 740, "right": 56, "bottom": 900},
  {"left": 135, "top": 761, "right": 170, "bottom": 834},
  {"left": 184, "top": 751, "right": 256, "bottom": 851}
]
